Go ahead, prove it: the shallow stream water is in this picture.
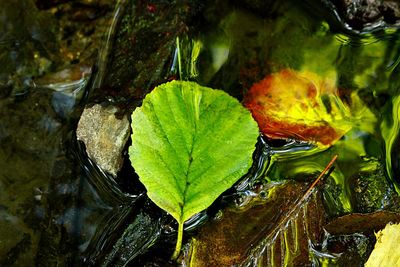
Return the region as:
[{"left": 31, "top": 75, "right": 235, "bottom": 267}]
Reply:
[{"left": 1, "top": 0, "right": 400, "bottom": 266}]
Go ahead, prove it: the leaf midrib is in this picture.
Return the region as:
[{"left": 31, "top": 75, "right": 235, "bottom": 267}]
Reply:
[
  {"left": 178, "top": 89, "right": 241, "bottom": 221},
  {"left": 180, "top": 133, "right": 196, "bottom": 222},
  {"left": 178, "top": 87, "right": 202, "bottom": 222},
  {"left": 147, "top": 100, "right": 185, "bottom": 196}
]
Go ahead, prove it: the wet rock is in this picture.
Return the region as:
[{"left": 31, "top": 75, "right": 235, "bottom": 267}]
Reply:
[
  {"left": 303, "top": 0, "right": 400, "bottom": 32},
  {"left": 101, "top": 213, "right": 161, "bottom": 267},
  {"left": 0, "top": 0, "right": 111, "bottom": 98},
  {"left": 0, "top": 86, "right": 80, "bottom": 265},
  {"left": 311, "top": 232, "right": 373, "bottom": 266},
  {"left": 339, "top": 0, "right": 400, "bottom": 30},
  {"left": 91, "top": 0, "right": 207, "bottom": 108},
  {"left": 70, "top": 139, "right": 138, "bottom": 266},
  {"left": 40, "top": 0, "right": 115, "bottom": 65},
  {"left": 0, "top": 208, "right": 33, "bottom": 266},
  {"left": 0, "top": 0, "right": 59, "bottom": 95},
  {"left": 349, "top": 162, "right": 400, "bottom": 213},
  {"left": 77, "top": 104, "right": 130, "bottom": 177}
]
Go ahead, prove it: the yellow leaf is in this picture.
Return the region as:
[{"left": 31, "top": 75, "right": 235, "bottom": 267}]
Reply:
[
  {"left": 244, "top": 69, "right": 376, "bottom": 147},
  {"left": 365, "top": 223, "right": 400, "bottom": 267}
]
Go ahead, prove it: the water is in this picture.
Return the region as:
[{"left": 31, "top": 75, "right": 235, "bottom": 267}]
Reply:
[{"left": 1, "top": 0, "right": 400, "bottom": 266}]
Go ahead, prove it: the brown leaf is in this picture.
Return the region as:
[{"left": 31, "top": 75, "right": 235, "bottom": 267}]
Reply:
[
  {"left": 187, "top": 181, "right": 327, "bottom": 266},
  {"left": 325, "top": 211, "right": 400, "bottom": 235},
  {"left": 186, "top": 156, "right": 337, "bottom": 266}
]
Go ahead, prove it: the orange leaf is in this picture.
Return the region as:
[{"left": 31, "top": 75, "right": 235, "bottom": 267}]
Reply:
[{"left": 244, "top": 69, "right": 352, "bottom": 146}]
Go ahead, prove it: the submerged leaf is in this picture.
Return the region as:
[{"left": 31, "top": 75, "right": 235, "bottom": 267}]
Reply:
[
  {"left": 325, "top": 211, "right": 400, "bottom": 235},
  {"left": 129, "top": 80, "right": 259, "bottom": 257},
  {"left": 188, "top": 156, "right": 336, "bottom": 266},
  {"left": 365, "top": 223, "right": 400, "bottom": 267},
  {"left": 244, "top": 69, "right": 353, "bottom": 146},
  {"left": 188, "top": 181, "right": 326, "bottom": 266}
]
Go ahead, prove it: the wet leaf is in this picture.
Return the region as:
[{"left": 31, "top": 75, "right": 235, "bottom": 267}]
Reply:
[
  {"left": 365, "top": 223, "right": 400, "bottom": 267},
  {"left": 324, "top": 211, "right": 400, "bottom": 235},
  {"left": 188, "top": 156, "right": 336, "bottom": 266},
  {"left": 188, "top": 181, "right": 325, "bottom": 266},
  {"left": 243, "top": 69, "right": 353, "bottom": 146},
  {"left": 129, "top": 80, "right": 259, "bottom": 258}
]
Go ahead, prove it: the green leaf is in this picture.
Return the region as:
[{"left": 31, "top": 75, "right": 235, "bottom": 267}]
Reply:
[{"left": 129, "top": 80, "right": 259, "bottom": 258}]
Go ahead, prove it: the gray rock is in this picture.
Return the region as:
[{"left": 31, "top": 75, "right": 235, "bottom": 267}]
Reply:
[
  {"left": 77, "top": 104, "right": 130, "bottom": 177},
  {"left": 306, "top": 0, "right": 400, "bottom": 32},
  {"left": 341, "top": 0, "right": 400, "bottom": 28}
]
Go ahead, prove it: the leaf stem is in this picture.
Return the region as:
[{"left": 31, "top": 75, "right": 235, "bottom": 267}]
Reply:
[
  {"left": 172, "top": 221, "right": 184, "bottom": 260},
  {"left": 258, "top": 154, "right": 339, "bottom": 246},
  {"left": 302, "top": 154, "right": 338, "bottom": 200}
]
